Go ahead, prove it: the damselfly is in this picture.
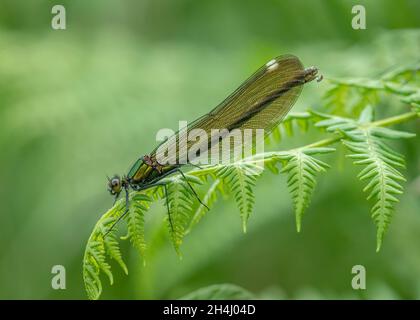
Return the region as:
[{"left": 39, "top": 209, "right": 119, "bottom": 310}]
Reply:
[{"left": 106, "top": 55, "right": 321, "bottom": 234}]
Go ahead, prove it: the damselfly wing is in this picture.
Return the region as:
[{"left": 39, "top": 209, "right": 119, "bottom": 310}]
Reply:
[{"left": 152, "top": 55, "right": 317, "bottom": 166}]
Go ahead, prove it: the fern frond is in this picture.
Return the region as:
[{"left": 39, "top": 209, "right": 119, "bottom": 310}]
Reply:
[
  {"left": 268, "top": 112, "right": 315, "bottom": 143},
  {"left": 127, "top": 194, "right": 152, "bottom": 262},
  {"left": 83, "top": 238, "right": 112, "bottom": 300},
  {"left": 216, "top": 163, "right": 261, "bottom": 232},
  {"left": 412, "top": 103, "right": 420, "bottom": 115},
  {"left": 343, "top": 130, "right": 412, "bottom": 251},
  {"left": 103, "top": 223, "right": 128, "bottom": 275},
  {"left": 315, "top": 105, "right": 415, "bottom": 250},
  {"left": 325, "top": 70, "right": 420, "bottom": 115},
  {"left": 83, "top": 197, "right": 147, "bottom": 299},
  {"left": 276, "top": 148, "right": 334, "bottom": 232},
  {"left": 186, "top": 178, "right": 222, "bottom": 234},
  {"left": 324, "top": 80, "right": 381, "bottom": 116},
  {"left": 402, "top": 90, "right": 420, "bottom": 105},
  {"left": 313, "top": 109, "right": 359, "bottom": 134},
  {"left": 166, "top": 174, "right": 202, "bottom": 254},
  {"left": 381, "top": 62, "right": 420, "bottom": 84},
  {"left": 83, "top": 262, "right": 102, "bottom": 300},
  {"left": 179, "top": 283, "right": 255, "bottom": 300},
  {"left": 83, "top": 204, "right": 123, "bottom": 299}
]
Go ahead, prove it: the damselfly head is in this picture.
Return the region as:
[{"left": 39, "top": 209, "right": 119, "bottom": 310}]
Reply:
[
  {"left": 107, "top": 175, "right": 122, "bottom": 195},
  {"left": 303, "top": 66, "right": 320, "bottom": 83}
]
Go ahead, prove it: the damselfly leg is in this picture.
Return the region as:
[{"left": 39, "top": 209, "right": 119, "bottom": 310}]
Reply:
[
  {"left": 154, "top": 182, "right": 174, "bottom": 235},
  {"left": 113, "top": 192, "right": 121, "bottom": 206},
  {"left": 104, "top": 187, "right": 130, "bottom": 237},
  {"left": 104, "top": 167, "right": 208, "bottom": 237},
  {"left": 175, "top": 169, "right": 209, "bottom": 210}
]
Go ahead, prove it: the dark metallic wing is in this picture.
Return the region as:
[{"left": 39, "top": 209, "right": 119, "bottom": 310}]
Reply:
[{"left": 151, "top": 55, "right": 308, "bottom": 164}]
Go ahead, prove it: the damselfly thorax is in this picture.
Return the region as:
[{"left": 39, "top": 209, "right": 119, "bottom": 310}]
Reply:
[{"left": 107, "top": 155, "right": 177, "bottom": 194}]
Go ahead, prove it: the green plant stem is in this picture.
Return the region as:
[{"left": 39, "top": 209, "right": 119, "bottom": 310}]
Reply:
[
  {"left": 300, "top": 136, "right": 342, "bottom": 149},
  {"left": 301, "top": 111, "right": 418, "bottom": 150},
  {"left": 370, "top": 111, "right": 418, "bottom": 127}
]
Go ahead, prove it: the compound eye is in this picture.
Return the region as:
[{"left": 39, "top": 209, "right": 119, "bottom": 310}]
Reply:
[{"left": 111, "top": 178, "right": 120, "bottom": 187}]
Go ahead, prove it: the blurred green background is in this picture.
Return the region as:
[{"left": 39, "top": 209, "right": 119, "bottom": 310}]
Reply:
[{"left": 0, "top": 0, "right": 419, "bottom": 299}]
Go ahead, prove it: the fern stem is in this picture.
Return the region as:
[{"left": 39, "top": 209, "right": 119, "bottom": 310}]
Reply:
[
  {"left": 300, "top": 111, "right": 418, "bottom": 150},
  {"left": 300, "top": 136, "right": 342, "bottom": 149},
  {"left": 370, "top": 111, "right": 418, "bottom": 127}
]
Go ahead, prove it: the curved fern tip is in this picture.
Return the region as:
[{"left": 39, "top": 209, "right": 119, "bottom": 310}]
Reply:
[
  {"left": 296, "top": 213, "right": 303, "bottom": 233},
  {"left": 242, "top": 223, "right": 247, "bottom": 233},
  {"left": 296, "top": 222, "right": 302, "bottom": 233},
  {"left": 376, "top": 234, "right": 384, "bottom": 252}
]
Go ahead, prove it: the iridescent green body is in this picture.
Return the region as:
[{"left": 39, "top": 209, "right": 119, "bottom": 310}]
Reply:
[{"left": 126, "top": 157, "right": 177, "bottom": 186}]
